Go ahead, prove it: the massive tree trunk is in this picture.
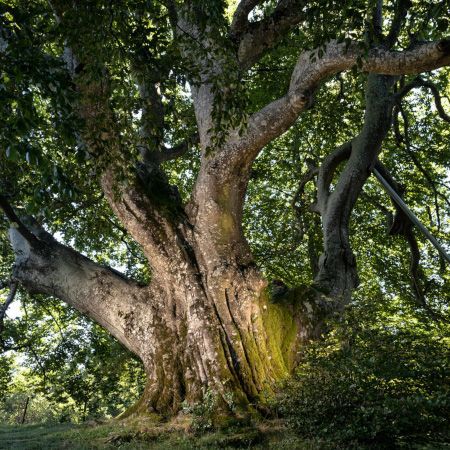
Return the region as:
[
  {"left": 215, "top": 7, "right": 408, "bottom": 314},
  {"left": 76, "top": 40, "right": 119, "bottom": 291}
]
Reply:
[
  {"left": 5, "top": 0, "right": 450, "bottom": 418},
  {"left": 10, "top": 167, "right": 302, "bottom": 416}
]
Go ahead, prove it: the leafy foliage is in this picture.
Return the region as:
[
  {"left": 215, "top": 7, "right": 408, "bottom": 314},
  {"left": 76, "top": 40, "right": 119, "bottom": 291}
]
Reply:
[
  {"left": 277, "top": 300, "right": 450, "bottom": 447},
  {"left": 0, "top": 0, "right": 449, "bottom": 433},
  {"left": 1, "top": 295, "right": 145, "bottom": 423}
]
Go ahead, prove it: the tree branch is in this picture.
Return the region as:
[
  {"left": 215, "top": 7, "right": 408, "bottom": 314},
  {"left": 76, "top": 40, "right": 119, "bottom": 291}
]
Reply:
[
  {"left": 373, "top": 161, "right": 441, "bottom": 320},
  {"left": 230, "top": 0, "right": 262, "bottom": 38},
  {"left": 156, "top": 133, "right": 200, "bottom": 163},
  {"left": 0, "top": 281, "right": 17, "bottom": 337},
  {"left": 372, "top": 0, "right": 384, "bottom": 42},
  {"left": 395, "top": 104, "right": 450, "bottom": 231},
  {"left": 225, "top": 38, "right": 450, "bottom": 170},
  {"left": 0, "top": 195, "right": 40, "bottom": 246},
  {"left": 236, "top": 0, "right": 307, "bottom": 69},
  {"left": 8, "top": 221, "right": 146, "bottom": 354},
  {"left": 316, "top": 141, "right": 353, "bottom": 210},
  {"left": 396, "top": 77, "right": 450, "bottom": 122},
  {"left": 385, "top": 0, "right": 411, "bottom": 48}
]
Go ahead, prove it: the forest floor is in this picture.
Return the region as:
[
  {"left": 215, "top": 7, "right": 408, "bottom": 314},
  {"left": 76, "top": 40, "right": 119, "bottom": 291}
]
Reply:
[
  {"left": 0, "top": 417, "right": 333, "bottom": 450},
  {"left": 1, "top": 417, "right": 446, "bottom": 449}
]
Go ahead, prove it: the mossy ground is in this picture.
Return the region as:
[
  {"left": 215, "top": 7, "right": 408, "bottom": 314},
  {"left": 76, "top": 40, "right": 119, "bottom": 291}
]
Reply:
[{"left": 0, "top": 417, "right": 336, "bottom": 450}]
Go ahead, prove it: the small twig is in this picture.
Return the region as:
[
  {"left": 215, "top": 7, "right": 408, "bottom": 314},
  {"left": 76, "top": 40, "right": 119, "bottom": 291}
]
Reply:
[{"left": 0, "top": 281, "right": 18, "bottom": 337}]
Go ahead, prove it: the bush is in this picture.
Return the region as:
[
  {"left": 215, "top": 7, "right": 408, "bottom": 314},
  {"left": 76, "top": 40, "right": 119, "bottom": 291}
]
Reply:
[
  {"left": 277, "top": 314, "right": 450, "bottom": 448},
  {"left": 182, "top": 389, "right": 217, "bottom": 434},
  {"left": 0, "top": 392, "right": 78, "bottom": 424}
]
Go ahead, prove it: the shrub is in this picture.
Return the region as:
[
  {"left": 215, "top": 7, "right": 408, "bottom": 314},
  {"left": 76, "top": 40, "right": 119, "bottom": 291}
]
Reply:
[{"left": 277, "top": 315, "right": 450, "bottom": 448}]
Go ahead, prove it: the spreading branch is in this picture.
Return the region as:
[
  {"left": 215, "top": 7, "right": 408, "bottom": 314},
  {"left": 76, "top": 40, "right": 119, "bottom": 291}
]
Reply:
[
  {"left": 8, "top": 221, "right": 146, "bottom": 354},
  {"left": 236, "top": 0, "right": 307, "bottom": 68},
  {"left": 226, "top": 38, "right": 450, "bottom": 170}
]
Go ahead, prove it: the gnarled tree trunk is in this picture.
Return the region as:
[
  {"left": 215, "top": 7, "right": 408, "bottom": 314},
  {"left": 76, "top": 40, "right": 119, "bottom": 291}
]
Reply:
[{"left": 5, "top": 0, "right": 450, "bottom": 419}]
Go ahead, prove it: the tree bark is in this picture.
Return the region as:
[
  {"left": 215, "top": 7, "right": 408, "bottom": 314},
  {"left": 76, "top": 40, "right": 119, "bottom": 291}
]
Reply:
[
  {"left": 6, "top": 0, "right": 450, "bottom": 419},
  {"left": 314, "top": 74, "right": 396, "bottom": 303}
]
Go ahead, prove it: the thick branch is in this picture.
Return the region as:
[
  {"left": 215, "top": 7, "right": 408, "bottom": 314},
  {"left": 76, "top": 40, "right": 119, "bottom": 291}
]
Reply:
[
  {"left": 316, "top": 141, "right": 353, "bottom": 211},
  {"left": 313, "top": 74, "right": 396, "bottom": 300},
  {"left": 9, "top": 223, "right": 146, "bottom": 354},
  {"left": 0, "top": 195, "right": 40, "bottom": 245},
  {"left": 227, "top": 38, "right": 450, "bottom": 171},
  {"left": 236, "top": 0, "right": 307, "bottom": 69},
  {"left": 230, "top": 0, "right": 262, "bottom": 37}
]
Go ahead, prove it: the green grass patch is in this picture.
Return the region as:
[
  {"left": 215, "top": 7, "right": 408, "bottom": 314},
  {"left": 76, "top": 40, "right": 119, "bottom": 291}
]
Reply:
[{"left": 0, "top": 418, "right": 324, "bottom": 450}]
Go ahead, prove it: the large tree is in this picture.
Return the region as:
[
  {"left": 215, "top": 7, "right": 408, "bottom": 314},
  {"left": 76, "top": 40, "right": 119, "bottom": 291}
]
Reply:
[{"left": 1, "top": 0, "right": 449, "bottom": 415}]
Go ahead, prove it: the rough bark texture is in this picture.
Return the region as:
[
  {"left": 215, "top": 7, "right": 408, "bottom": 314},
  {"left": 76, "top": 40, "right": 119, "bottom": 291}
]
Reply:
[
  {"left": 6, "top": 0, "right": 450, "bottom": 418},
  {"left": 10, "top": 178, "right": 305, "bottom": 415}
]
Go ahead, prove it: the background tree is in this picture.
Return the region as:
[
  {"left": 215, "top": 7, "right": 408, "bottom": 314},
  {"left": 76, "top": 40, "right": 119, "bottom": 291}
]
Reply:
[{"left": 1, "top": 0, "right": 449, "bottom": 416}]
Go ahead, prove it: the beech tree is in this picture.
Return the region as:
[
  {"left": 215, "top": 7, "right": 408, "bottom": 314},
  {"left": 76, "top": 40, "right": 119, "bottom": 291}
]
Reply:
[{"left": 1, "top": 0, "right": 449, "bottom": 415}]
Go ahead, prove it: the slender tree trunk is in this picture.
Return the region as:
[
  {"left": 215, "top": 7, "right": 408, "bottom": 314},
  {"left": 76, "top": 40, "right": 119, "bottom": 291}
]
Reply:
[
  {"left": 20, "top": 397, "right": 29, "bottom": 424},
  {"left": 314, "top": 74, "right": 396, "bottom": 304}
]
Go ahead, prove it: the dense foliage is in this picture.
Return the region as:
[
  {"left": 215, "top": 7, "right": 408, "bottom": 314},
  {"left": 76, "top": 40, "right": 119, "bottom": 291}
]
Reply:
[
  {"left": 0, "top": 0, "right": 449, "bottom": 443},
  {"left": 0, "top": 296, "right": 145, "bottom": 423},
  {"left": 277, "top": 296, "right": 450, "bottom": 447}
]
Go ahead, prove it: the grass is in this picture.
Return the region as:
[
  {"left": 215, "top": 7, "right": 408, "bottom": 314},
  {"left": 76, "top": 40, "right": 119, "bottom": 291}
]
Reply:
[
  {"left": 2, "top": 416, "right": 448, "bottom": 449},
  {"left": 0, "top": 417, "right": 328, "bottom": 450}
]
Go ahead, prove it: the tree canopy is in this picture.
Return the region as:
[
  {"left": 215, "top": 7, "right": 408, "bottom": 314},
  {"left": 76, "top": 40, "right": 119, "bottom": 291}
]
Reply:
[{"left": 0, "top": 0, "right": 449, "bottom": 432}]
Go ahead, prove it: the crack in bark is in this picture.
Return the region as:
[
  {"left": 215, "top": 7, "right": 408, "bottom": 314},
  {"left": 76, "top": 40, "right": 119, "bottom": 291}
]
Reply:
[{"left": 224, "top": 287, "right": 261, "bottom": 397}]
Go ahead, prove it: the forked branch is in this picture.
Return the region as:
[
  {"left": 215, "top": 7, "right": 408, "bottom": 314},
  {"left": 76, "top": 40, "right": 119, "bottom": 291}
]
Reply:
[
  {"left": 236, "top": 0, "right": 307, "bottom": 68},
  {"left": 230, "top": 0, "right": 262, "bottom": 38},
  {"left": 228, "top": 38, "right": 450, "bottom": 169}
]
